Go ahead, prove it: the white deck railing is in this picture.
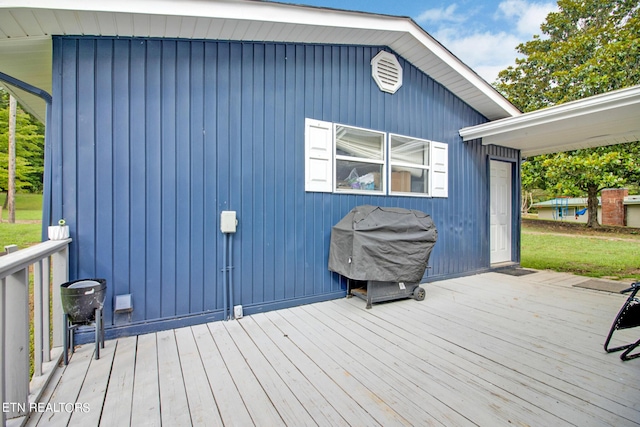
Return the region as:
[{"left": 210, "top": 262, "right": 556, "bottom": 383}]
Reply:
[{"left": 0, "top": 239, "right": 70, "bottom": 426}]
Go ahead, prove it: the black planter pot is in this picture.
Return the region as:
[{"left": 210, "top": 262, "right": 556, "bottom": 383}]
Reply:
[{"left": 60, "top": 279, "right": 107, "bottom": 324}]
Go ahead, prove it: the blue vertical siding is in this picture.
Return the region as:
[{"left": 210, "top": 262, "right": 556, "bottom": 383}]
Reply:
[
  {"left": 49, "top": 36, "right": 520, "bottom": 335},
  {"left": 112, "top": 39, "right": 131, "bottom": 315}
]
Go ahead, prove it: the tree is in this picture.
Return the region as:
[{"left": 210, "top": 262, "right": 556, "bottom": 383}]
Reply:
[
  {"left": 0, "top": 89, "right": 45, "bottom": 195},
  {"left": 496, "top": 0, "right": 640, "bottom": 227},
  {"left": 497, "top": 0, "right": 640, "bottom": 113},
  {"left": 8, "top": 94, "right": 16, "bottom": 222},
  {"left": 521, "top": 157, "right": 547, "bottom": 213},
  {"left": 538, "top": 143, "right": 640, "bottom": 227}
]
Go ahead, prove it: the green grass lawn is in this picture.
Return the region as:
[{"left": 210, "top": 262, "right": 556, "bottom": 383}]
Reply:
[
  {"left": 0, "top": 222, "right": 42, "bottom": 248},
  {"left": 0, "top": 193, "right": 43, "bottom": 249},
  {"left": 521, "top": 226, "right": 640, "bottom": 280},
  {"left": 1, "top": 192, "right": 43, "bottom": 212}
]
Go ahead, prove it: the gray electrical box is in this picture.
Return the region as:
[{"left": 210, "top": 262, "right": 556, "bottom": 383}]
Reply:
[{"left": 221, "top": 211, "right": 238, "bottom": 233}]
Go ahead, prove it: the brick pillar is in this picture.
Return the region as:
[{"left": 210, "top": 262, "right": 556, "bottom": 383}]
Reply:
[{"left": 601, "top": 188, "right": 628, "bottom": 226}]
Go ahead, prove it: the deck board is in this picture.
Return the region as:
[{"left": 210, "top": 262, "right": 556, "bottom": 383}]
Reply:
[
  {"left": 25, "top": 271, "right": 640, "bottom": 427},
  {"left": 255, "top": 312, "right": 380, "bottom": 426},
  {"left": 174, "top": 327, "right": 224, "bottom": 427},
  {"left": 323, "top": 299, "right": 605, "bottom": 426},
  {"left": 99, "top": 336, "right": 136, "bottom": 427},
  {"left": 270, "top": 309, "right": 413, "bottom": 426},
  {"left": 440, "top": 274, "right": 639, "bottom": 389},
  {"left": 339, "top": 280, "right": 637, "bottom": 425},
  {"left": 207, "top": 321, "right": 285, "bottom": 426},
  {"left": 239, "top": 315, "right": 350, "bottom": 427},
  {"left": 157, "top": 330, "right": 192, "bottom": 426},
  {"left": 422, "top": 276, "right": 639, "bottom": 421},
  {"left": 191, "top": 324, "right": 254, "bottom": 427},
  {"left": 301, "top": 301, "right": 566, "bottom": 426},
  {"left": 298, "top": 303, "right": 475, "bottom": 426},
  {"left": 129, "top": 333, "right": 161, "bottom": 427},
  {"left": 27, "top": 343, "right": 94, "bottom": 427},
  {"left": 67, "top": 339, "right": 116, "bottom": 426},
  {"left": 224, "top": 319, "right": 317, "bottom": 426}
]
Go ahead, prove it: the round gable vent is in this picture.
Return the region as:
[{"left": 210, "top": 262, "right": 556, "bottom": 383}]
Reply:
[{"left": 371, "top": 51, "right": 403, "bottom": 94}]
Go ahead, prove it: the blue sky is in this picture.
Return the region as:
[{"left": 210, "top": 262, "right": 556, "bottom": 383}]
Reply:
[{"left": 275, "top": 0, "right": 558, "bottom": 83}]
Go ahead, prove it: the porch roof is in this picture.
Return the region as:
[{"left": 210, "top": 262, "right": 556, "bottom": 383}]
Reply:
[
  {"left": 0, "top": 0, "right": 521, "bottom": 124},
  {"left": 459, "top": 84, "right": 640, "bottom": 157}
]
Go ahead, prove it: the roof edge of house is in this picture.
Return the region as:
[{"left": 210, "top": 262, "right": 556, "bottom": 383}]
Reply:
[{"left": 0, "top": 0, "right": 520, "bottom": 121}]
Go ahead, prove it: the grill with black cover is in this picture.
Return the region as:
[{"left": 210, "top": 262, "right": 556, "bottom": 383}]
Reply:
[{"left": 329, "top": 205, "right": 437, "bottom": 308}]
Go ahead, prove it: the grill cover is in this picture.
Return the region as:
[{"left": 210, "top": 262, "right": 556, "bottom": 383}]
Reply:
[{"left": 328, "top": 205, "right": 438, "bottom": 282}]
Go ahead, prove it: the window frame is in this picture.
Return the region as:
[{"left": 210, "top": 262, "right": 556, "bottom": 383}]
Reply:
[
  {"left": 388, "top": 133, "right": 432, "bottom": 197},
  {"left": 333, "top": 123, "right": 387, "bottom": 195},
  {"left": 303, "top": 118, "right": 448, "bottom": 198}
]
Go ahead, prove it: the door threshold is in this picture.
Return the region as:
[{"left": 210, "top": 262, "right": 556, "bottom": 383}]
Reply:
[{"left": 491, "top": 261, "right": 518, "bottom": 269}]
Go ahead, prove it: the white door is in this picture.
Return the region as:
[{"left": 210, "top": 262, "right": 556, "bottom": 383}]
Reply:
[{"left": 490, "top": 160, "right": 512, "bottom": 264}]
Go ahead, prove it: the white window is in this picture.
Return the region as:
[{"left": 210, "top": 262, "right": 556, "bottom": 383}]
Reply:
[
  {"left": 335, "top": 125, "right": 385, "bottom": 193},
  {"left": 389, "top": 134, "right": 430, "bottom": 195},
  {"left": 304, "top": 119, "right": 448, "bottom": 197}
]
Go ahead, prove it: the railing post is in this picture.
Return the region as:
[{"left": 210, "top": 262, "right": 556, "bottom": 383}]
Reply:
[
  {"left": 42, "top": 256, "right": 51, "bottom": 362},
  {"left": 33, "top": 260, "right": 44, "bottom": 377},
  {"left": 52, "top": 246, "right": 68, "bottom": 348},
  {"left": 3, "top": 268, "right": 29, "bottom": 419}
]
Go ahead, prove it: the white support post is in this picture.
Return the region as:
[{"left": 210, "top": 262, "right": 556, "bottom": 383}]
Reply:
[
  {"left": 52, "top": 247, "right": 68, "bottom": 348},
  {"left": 4, "top": 268, "right": 29, "bottom": 419}
]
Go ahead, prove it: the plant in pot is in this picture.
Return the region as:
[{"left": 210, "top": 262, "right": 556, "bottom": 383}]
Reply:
[{"left": 48, "top": 219, "right": 70, "bottom": 240}]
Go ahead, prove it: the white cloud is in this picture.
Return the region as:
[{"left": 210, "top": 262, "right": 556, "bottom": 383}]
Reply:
[
  {"left": 497, "top": 0, "right": 557, "bottom": 36},
  {"left": 414, "top": 1, "right": 557, "bottom": 83},
  {"left": 415, "top": 4, "right": 467, "bottom": 24},
  {"left": 434, "top": 29, "right": 522, "bottom": 83}
]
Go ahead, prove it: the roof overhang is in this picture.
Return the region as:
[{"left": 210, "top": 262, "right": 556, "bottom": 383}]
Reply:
[
  {"left": 459, "top": 85, "right": 640, "bottom": 157},
  {"left": 0, "top": 0, "right": 521, "bottom": 123}
]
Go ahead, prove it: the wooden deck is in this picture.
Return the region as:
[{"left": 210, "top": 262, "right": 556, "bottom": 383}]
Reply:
[{"left": 25, "top": 271, "right": 640, "bottom": 426}]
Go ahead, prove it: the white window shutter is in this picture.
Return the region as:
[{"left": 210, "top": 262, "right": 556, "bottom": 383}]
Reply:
[
  {"left": 431, "top": 142, "right": 448, "bottom": 198},
  {"left": 305, "top": 118, "right": 334, "bottom": 192}
]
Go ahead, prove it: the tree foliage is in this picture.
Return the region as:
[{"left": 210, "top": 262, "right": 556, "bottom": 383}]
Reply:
[
  {"left": 533, "top": 143, "right": 640, "bottom": 226},
  {"left": 496, "top": 0, "right": 640, "bottom": 227},
  {"left": 496, "top": 0, "right": 640, "bottom": 112},
  {"left": 520, "top": 156, "right": 548, "bottom": 213},
  {"left": 0, "top": 89, "right": 45, "bottom": 193}
]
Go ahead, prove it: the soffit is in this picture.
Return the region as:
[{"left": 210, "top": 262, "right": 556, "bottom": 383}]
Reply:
[{"left": 0, "top": 0, "right": 520, "bottom": 123}]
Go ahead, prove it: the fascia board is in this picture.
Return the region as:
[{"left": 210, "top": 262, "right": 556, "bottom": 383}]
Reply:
[{"left": 0, "top": 0, "right": 403, "bottom": 28}]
